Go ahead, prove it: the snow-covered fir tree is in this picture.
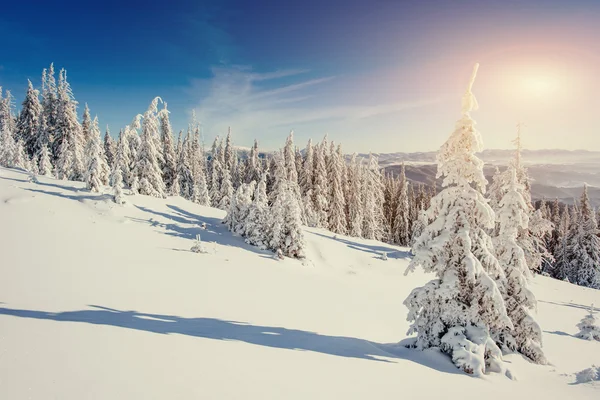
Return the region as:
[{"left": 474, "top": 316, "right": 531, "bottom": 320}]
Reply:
[
  {"left": 312, "top": 138, "right": 329, "bottom": 227},
  {"left": 218, "top": 167, "right": 234, "bottom": 210},
  {"left": 56, "top": 137, "right": 73, "bottom": 180},
  {"left": 40, "top": 64, "right": 59, "bottom": 158},
  {"left": 84, "top": 117, "right": 104, "bottom": 193},
  {"left": 362, "top": 153, "right": 385, "bottom": 240},
  {"left": 493, "top": 166, "right": 546, "bottom": 364},
  {"left": 327, "top": 142, "right": 347, "bottom": 234},
  {"left": 225, "top": 181, "right": 255, "bottom": 235},
  {"left": 394, "top": 163, "right": 411, "bottom": 245},
  {"left": 38, "top": 144, "right": 54, "bottom": 177},
  {"left": 404, "top": 64, "right": 510, "bottom": 376},
  {"left": 267, "top": 151, "right": 305, "bottom": 258},
  {"left": 224, "top": 127, "right": 234, "bottom": 173},
  {"left": 0, "top": 124, "right": 16, "bottom": 167},
  {"left": 103, "top": 126, "right": 116, "bottom": 170},
  {"left": 245, "top": 173, "right": 269, "bottom": 248},
  {"left": 15, "top": 80, "right": 42, "bottom": 157},
  {"left": 81, "top": 103, "right": 92, "bottom": 146},
  {"left": 111, "top": 133, "right": 127, "bottom": 205},
  {"left": 133, "top": 98, "right": 166, "bottom": 198},
  {"left": 245, "top": 139, "right": 262, "bottom": 184},
  {"left": 347, "top": 153, "right": 363, "bottom": 237},
  {"left": 568, "top": 185, "right": 600, "bottom": 288},
  {"left": 158, "top": 102, "right": 178, "bottom": 195},
  {"left": 576, "top": 305, "right": 600, "bottom": 341},
  {"left": 55, "top": 69, "right": 85, "bottom": 180}
]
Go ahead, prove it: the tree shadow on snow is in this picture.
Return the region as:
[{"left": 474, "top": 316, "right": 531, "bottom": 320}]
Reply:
[
  {"left": 539, "top": 300, "right": 599, "bottom": 313},
  {"left": 22, "top": 187, "right": 112, "bottom": 203},
  {"left": 544, "top": 330, "right": 576, "bottom": 338},
  {"left": 0, "top": 305, "right": 461, "bottom": 375},
  {"left": 308, "top": 232, "right": 412, "bottom": 260},
  {"left": 128, "top": 204, "right": 272, "bottom": 257}
]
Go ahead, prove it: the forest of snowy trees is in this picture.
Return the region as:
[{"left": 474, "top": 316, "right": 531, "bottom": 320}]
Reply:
[
  {"left": 0, "top": 63, "right": 598, "bottom": 287},
  {"left": 0, "top": 63, "right": 598, "bottom": 336}
]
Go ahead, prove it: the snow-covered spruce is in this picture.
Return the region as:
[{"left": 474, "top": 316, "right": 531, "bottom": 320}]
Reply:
[
  {"left": 576, "top": 305, "right": 600, "bottom": 341},
  {"left": 493, "top": 166, "right": 546, "bottom": 364},
  {"left": 393, "top": 163, "right": 410, "bottom": 246},
  {"left": 244, "top": 173, "right": 269, "bottom": 248},
  {"left": 404, "top": 64, "right": 511, "bottom": 377},
  {"left": 84, "top": 117, "right": 104, "bottom": 193},
  {"left": 133, "top": 98, "right": 166, "bottom": 198},
  {"left": 15, "top": 80, "right": 42, "bottom": 158}
]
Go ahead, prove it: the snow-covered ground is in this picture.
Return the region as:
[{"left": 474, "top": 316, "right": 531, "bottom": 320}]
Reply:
[{"left": 0, "top": 167, "right": 599, "bottom": 399}]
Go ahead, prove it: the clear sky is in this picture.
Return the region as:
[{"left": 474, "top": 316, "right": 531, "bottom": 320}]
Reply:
[{"left": 1, "top": 0, "right": 599, "bottom": 152}]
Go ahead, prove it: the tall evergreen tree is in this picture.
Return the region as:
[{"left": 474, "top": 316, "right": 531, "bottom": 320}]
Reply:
[
  {"left": 55, "top": 69, "right": 85, "bottom": 180},
  {"left": 404, "top": 64, "right": 510, "bottom": 376},
  {"left": 312, "top": 139, "right": 329, "bottom": 227},
  {"left": 158, "top": 103, "right": 178, "bottom": 195},
  {"left": 103, "top": 127, "right": 116, "bottom": 170},
  {"left": 347, "top": 154, "right": 364, "bottom": 237},
  {"left": 394, "top": 163, "right": 411, "bottom": 245},
  {"left": 327, "top": 143, "right": 347, "bottom": 234},
  {"left": 85, "top": 117, "right": 104, "bottom": 192},
  {"left": 16, "top": 80, "right": 42, "bottom": 157},
  {"left": 493, "top": 167, "right": 546, "bottom": 364},
  {"left": 134, "top": 97, "right": 165, "bottom": 197}
]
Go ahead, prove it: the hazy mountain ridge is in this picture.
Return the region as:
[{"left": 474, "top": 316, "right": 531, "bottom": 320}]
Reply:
[{"left": 373, "top": 149, "right": 600, "bottom": 206}]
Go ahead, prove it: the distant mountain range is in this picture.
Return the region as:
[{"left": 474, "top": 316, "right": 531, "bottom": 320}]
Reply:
[{"left": 359, "top": 149, "right": 600, "bottom": 207}]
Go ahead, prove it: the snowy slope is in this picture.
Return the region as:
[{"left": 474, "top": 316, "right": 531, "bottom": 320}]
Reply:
[{"left": 0, "top": 167, "right": 599, "bottom": 399}]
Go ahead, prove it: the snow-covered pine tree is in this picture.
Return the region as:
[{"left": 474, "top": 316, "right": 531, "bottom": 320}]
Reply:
[
  {"left": 394, "top": 163, "right": 410, "bottom": 246},
  {"left": 224, "top": 127, "right": 234, "bottom": 173},
  {"left": 81, "top": 104, "right": 92, "bottom": 146},
  {"left": 55, "top": 69, "right": 85, "bottom": 180},
  {"left": 103, "top": 126, "right": 116, "bottom": 170},
  {"left": 13, "top": 139, "right": 30, "bottom": 170},
  {"left": 218, "top": 167, "right": 234, "bottom": 210},
  {"left": 15, "top": 80, "right": 42, "bottom": 157},
  {"left": 134, "top": 97, "right": 166, "bottom": 198},
  {"left": 404, "top": 64, "right": 510, "bottom": 376},
  {"left": 210, "top": 140, "right": 223, "bottom": 206},
  {"left": 125, "top": 115, "right": 142, "bottom": 187},
  {"left": 225, "top": 181, "right": 256, "bottom": 235},
  {"left": 158, "top": 102, "right": 178, "bottom": 195},
  {"left": 552, "top": 204, "right": 572, "bottom": 280},
  {"left": 245, "top": 173, "right": 269, "bottom": 248},
  {"left": 569, "top": 185, "right": 600, "bottom": 289},
  {"left": 362, "top": 153, "right": 385, "bottom": 240},
  {"left": 245, "top": 139, "right": 261, "bottom": 184},
  {"left": 84, "top": 117, "right": 104, "bottom": 193},
  {"left": 0, "top": 88, "right": 17, "bottom": 136},
  {"left": 347, "top": 153, "right": 363, "bottom": 237},
  {"left": 493, "top": 166, "right": 546, "bottom": 364},
  {"left": 576, "top": 305, "right": 600, "bottom": 341},
  {"left": 56, "top": 137, "right": 73, "bottom": 180},
  {"left": 178, "top": 132, "right": 192, "bottom": 199},
  {"left": 40, "top": 64, "right": 59, "bottom": 158},
  {"left": 38, "top": 144, "right": 54, "bottom": 177},
  {"left": 0, "top": 124, "right": 16, "bottom": 167},
  {"left": 312, "top": 138, "right": 329, "bottom": 227},
  {"left": 327, "top": 142, "right": 347, "bottom": 234},
  {"left": 268, "top": 151, "right": 305, "bottom": 258},
  {"left": 111, "top": 133, "right": 127, "bottom": 205}
]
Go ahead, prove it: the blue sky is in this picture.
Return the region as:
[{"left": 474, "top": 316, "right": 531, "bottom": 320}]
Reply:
[{"left": 2, "top": 0, "right": 600, "bottom": 152}]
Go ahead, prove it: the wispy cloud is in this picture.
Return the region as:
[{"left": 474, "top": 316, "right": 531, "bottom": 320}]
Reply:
[{"left": 188, "top": 65, "right": 439, "bottom": 148}]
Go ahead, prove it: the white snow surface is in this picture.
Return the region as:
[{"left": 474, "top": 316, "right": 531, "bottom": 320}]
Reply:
[{"left": 0, "top": 166, "right": 599, "bottom": 399}]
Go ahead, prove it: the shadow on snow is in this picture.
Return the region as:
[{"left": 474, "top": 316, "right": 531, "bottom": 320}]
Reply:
[
  {"left": 0, "top": 305, "right": 460, "bottom": 375},
  {"left": 308, "top": 231, "right": 412, "bottom": 260},
  {"left": 128, "top": 204, "right": 272, "bottom": 257}
]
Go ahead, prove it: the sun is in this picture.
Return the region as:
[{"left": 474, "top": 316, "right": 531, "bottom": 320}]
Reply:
[{"left": 522, "top": 75, "right": 559, "bottom": 97}]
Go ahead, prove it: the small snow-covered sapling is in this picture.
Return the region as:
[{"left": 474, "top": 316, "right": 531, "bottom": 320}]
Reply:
[{"left": 576, "top": 304, "right": 600, "bottom": 341}]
